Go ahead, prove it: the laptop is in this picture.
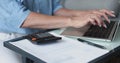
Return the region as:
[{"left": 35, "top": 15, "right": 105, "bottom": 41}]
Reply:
[{"left": 61, "top": 0, "right": 120, "bottom": 41}]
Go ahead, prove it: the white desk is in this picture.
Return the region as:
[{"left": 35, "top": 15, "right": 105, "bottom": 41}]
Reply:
[
  {"left": 4, "top": 27, "right": 120, "bottom": 63},
  {"left": 51, "top": 26, "right": 120, "bottom": 51}
]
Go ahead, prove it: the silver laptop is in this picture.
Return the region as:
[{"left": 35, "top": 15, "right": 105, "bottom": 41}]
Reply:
[{"left": 61, "top": 0, "right": 120, "bottom": 41}]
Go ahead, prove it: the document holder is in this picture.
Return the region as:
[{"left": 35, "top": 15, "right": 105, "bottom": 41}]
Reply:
[
  {"left": 3, "top": 32, "right": 120, "bottom": 63},
  {"left": 3, "top": 32, "right": 62, "bottom": 63},
  {"left": 4, "top": 36, "right": 46, "bottom": 63}
]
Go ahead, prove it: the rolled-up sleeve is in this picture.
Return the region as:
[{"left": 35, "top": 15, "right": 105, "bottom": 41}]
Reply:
[
  {"left": 53, "top": 0, "right": 63, "bottom": 13},
  {"left": 0, "top": 0, "right": 37, "bottom": 34}
]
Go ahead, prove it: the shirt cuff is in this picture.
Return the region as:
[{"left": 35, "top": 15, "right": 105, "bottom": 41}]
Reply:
[{"left": 53, "top": 5, "right": 63, "bottom": 13}]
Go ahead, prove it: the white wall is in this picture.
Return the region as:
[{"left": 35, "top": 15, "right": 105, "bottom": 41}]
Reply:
[{"left": 62, "top": 0, "right": 120, "bottom": 10}]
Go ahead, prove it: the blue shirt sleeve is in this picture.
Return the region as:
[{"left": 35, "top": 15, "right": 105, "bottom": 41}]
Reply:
[
  {"left": 0, "top": 0, "right": 37, "bottom": 34},
  {"left": 0, "top": 0, "right": 63, "bottom": 34},
  {"left": 53, "top": 0, "right": 63, "bottom": 13}
]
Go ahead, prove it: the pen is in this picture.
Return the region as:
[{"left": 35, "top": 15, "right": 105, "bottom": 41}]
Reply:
[{"left": 77, "top": 38, "right": 106, "bottom": 49}]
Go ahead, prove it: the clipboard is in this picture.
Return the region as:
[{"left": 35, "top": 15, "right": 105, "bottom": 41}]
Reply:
[
  {"left": 4, "top": 36, "right": 46, "bottom": 63},
  {"left": 3, "top": 33, "right": 120, "bottom": 63}
]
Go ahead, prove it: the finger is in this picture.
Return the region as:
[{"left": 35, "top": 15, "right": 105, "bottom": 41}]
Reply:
[
  {"left": 101, "top": 21, "right": 107, "bottom": 28},
  {"left": 100, "top": 9, "right": 115, "bottom": 17},
  {"left": 101, "top": 13, "right": 110, "bottom": 23},
  {"left": 110, "top": 11, "right": 115, "bottom": 13},
  {"left": 103, "top": 23, "right": 107, "bottom": 28},
  {"left": 89, "top": 18, "right": 96, "bottom": 25},
  {"left": 92, "top": 11, "right": 111, "bottom": 23},
  {"left": 92, "top": 16, "right": 102, "bottom": 27},
  {"left": 105, "top": 11, "right": 115, "bottom": 17}
]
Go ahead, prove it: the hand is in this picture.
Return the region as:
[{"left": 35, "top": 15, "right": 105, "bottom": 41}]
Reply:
[
  {"left": 89, "top": 9, "right": 115, "bottom": 22},
  {"left": 72, "top": 9, "right": 115, "bottom": 28},
  {"left": 69, "top": 13, "right": 104, "bottom": 28}
]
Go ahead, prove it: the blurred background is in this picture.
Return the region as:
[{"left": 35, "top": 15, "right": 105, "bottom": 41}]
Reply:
[{"left": 61, "top": 0, "right": 120, "bottom": 10}]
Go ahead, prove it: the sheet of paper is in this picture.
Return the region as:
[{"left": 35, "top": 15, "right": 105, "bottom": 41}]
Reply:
[{"left": 11, "top": 33, "right": 109, "bottom": 63}]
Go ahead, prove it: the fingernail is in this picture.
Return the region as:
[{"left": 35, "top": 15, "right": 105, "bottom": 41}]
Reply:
[
  {"left": 108, "top": 19, "right": 111, "bottom": 23},
  {"left": 93, "top": 23, "right": 96, "bottom": 25},
  {"left": 103, "top": 24, "right": 107, "bottom": 28},
  {"left": 112, "top": 14, "right": 116, "bottom": 17},
  {"left": 111, "top": 11, "right": 115, "bottom": 13}
]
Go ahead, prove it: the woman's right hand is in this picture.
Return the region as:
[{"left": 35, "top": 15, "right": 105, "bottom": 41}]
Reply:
[
  {"left": 67, "top": 9, "right": 115, "bottom": 28},
  {"left": 69, "top": 13, "right": 107, "bottom": 28}
]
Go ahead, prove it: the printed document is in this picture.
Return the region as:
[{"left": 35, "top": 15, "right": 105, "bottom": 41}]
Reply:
[{"left": 11, "top": 33, "right": 109, "bottom": 63}]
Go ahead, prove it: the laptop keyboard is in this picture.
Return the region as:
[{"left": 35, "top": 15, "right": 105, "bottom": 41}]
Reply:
[{"left": 83, "top": 21, "right": 116, "bottom": 39}]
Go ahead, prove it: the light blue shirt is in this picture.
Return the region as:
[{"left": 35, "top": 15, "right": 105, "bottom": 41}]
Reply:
[{"left": 0, "top": 0, "right": 62, "bottom": 34}]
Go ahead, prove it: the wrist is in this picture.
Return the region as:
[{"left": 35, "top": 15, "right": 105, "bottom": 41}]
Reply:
[{"left": 66, "top": 17, "right": 73, "bottom": 27}]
